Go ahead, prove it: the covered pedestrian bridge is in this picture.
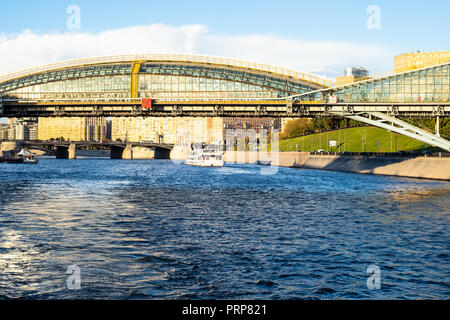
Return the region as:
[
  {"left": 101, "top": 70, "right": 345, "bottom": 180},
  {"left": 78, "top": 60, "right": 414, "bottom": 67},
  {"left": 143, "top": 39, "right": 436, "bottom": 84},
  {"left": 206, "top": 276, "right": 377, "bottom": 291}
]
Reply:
[{"left": 0, "top": 54, "right": 449, "bottom": 151}]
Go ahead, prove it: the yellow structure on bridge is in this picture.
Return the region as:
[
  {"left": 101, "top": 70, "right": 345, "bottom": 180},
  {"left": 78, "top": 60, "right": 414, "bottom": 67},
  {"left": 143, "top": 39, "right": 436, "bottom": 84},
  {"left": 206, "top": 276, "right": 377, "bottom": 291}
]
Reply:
[{"left": 394, "top": 51, "right": 450, "bottom": 73}]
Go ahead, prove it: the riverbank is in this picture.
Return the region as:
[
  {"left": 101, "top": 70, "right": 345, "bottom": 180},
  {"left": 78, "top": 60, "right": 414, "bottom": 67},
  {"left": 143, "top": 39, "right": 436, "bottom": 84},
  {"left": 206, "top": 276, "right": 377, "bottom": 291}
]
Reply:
[{"left": 223, "top": 151, "right": 450, "bottom": 181}]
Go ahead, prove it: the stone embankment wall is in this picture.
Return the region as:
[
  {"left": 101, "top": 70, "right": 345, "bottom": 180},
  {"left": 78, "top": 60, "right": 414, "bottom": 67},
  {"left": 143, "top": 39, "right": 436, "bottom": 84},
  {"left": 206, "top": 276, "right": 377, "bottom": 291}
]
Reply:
[{"left": 221, "top": 151, "right": 450, "bottom": 181}]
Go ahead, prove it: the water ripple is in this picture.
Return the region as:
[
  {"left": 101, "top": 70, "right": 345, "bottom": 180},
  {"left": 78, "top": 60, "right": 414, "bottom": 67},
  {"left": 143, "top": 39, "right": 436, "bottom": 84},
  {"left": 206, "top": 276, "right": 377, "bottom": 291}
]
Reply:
[{"left": 0, "top": 159, "right": 449, "bottom": 299}]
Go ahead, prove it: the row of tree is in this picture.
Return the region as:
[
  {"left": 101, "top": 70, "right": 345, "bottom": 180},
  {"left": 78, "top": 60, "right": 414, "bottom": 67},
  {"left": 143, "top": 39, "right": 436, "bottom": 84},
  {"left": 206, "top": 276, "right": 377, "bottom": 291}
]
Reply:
[{"left": 280, "top": 118, "right": 362, "bottom": 140}]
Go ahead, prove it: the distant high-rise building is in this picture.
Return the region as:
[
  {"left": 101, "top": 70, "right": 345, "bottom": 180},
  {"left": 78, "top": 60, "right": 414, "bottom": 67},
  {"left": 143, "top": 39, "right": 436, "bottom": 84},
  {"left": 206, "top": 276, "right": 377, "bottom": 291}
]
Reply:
[
  {"left": 5, "top": 117, "right": 38, "bottom": 140},
  {"left": 344, "top": 67, "right": 369, "bottom": 78},
  {"left": 106, "top": 120, "right": 112, "bottom": 140},
  {"left": 38, "top": 117, "right": 106, "bottom": 141},
  {"left": 28, "top": 124, "right": 38, "bottom": 140},
  {"left": 336, "top": 67, "right": 370, "bottom": 86},
  {"left": 0, "top": 124, "right": 9, "bottom": 140},
  {"left": 223, "top": 117, "right": 279, "bottom": 133},
  {"left": 108, "top": 117, "right": 282, "bottom": 145},
  {"left": 111, "top": 117, "right": 223, "bottom": 145}
]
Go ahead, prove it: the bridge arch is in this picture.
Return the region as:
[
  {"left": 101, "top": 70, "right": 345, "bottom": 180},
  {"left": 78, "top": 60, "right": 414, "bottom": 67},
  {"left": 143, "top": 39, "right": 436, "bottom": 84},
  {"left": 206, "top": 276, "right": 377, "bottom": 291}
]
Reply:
[{"left": 0, "top": 54, "right": 331, "bottom": 101}]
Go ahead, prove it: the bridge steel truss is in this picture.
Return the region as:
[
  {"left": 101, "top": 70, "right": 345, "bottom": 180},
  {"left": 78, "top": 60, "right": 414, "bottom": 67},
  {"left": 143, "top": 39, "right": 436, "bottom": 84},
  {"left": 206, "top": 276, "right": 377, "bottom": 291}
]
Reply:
[
  {"left": 284, "top": 61, "right": 450, "bottom": 151},
  {"left": 329, "top": 111, "right": 450, "bottom": 152},
  {"left": 1, "top": 98, "right": 449, "bottom": 118}
]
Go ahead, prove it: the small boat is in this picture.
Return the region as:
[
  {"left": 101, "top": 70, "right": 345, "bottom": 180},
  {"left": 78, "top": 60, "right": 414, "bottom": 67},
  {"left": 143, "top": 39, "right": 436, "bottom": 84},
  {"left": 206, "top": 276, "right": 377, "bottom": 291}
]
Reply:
[
  {"left": 17, "top": 149, "right": 39, "bottom": 164},
  {"left": 23, "top": 154, "right": 39, "bottom": 164},
  {"left": 186, "top": 148, "right": 224, "bottom": 167}
]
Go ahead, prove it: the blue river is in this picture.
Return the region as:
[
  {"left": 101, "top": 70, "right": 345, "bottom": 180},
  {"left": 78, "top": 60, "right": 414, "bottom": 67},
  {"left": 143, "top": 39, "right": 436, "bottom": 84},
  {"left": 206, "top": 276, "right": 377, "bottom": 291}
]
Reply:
[{"left": 0, "top": 158, "right": 449, "bottom": 299}]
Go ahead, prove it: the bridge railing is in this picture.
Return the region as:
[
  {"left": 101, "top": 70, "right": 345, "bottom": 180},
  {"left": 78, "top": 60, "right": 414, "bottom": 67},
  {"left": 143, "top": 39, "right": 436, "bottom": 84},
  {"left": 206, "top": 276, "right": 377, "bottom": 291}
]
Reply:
[
  {"left": 3, "top": 97, "right": 450, "bottom": 105},
  {"left": 2, "top": 97, "right": 288, "bottom": 103}
]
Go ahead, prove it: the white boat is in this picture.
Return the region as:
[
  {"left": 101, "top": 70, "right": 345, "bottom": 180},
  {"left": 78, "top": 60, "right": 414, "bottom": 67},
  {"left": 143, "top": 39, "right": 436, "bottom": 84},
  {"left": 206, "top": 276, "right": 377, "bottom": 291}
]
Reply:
[
  {"left": 23, "top": 154, "right": 39, "bottom": 164},
  {"left": 186, "top": 148, "right": 224, "bottom": 167},
  {"left": 17, "top": 149, "right": 39, "bottom": 164}
]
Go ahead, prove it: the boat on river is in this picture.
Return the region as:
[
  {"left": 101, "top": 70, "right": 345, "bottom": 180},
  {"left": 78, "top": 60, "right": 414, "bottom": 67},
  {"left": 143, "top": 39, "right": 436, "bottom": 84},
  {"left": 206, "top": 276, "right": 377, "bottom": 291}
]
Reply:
[
  {"left": 186, "top": 148, "right": 224, "bottom": 167},
  {"left": 18, "top": 149, "right": 39, "bottom": 164}
]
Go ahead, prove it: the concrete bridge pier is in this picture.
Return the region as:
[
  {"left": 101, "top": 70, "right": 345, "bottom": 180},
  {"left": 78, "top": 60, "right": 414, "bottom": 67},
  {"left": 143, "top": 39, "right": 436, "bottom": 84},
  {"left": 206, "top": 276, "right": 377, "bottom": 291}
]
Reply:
[
  {"left": 154, "top": 147, "right": 171, "bottom": 159},
  {"left": 1, "top": 142, "right": 18, "bottom": 158},
  {"left": 56, "top": 143, "right": 77, "bottom": 159},
  {"left": 122, "top": 144, "right": 133, "bottom": 160},
  {"left": 110, "top": 144, "right": 133, "bottom": 159},
  {"left": 68, "top": 144, "right": 76, "bottom": 159}
]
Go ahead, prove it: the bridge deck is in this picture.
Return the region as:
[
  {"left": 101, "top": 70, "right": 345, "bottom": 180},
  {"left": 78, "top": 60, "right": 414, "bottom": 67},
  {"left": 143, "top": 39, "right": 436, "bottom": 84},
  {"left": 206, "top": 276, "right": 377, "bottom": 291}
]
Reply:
[{"left": 2, "top": 99, "right": 449, "bottom": 117}]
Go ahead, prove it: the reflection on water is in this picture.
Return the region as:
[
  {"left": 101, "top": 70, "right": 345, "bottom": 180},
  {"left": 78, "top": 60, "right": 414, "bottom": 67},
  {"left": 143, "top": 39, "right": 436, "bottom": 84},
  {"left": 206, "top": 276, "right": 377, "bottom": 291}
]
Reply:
[
  {"left": 0, "top": 159, "right": 449, "bottom": 299},
  {"left": 386, "top": 188, "right": 450, "bottom": 203}
]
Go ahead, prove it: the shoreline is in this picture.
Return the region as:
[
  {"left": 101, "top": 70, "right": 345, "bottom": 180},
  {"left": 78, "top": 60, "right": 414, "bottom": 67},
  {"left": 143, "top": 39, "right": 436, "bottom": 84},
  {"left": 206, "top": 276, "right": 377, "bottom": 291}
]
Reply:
[
  {"left": 222, "top": 151, "right": 450, "bottom": 181},
  {"left": 3, "top": 150, "right": 449, "bottom": 181}
]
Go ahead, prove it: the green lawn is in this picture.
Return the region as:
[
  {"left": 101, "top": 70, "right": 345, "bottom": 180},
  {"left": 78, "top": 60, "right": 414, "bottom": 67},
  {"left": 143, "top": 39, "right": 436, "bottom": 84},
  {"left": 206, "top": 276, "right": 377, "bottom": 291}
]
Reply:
[{"left": 273, "top": 127, "right": 433, "bottom": 152}]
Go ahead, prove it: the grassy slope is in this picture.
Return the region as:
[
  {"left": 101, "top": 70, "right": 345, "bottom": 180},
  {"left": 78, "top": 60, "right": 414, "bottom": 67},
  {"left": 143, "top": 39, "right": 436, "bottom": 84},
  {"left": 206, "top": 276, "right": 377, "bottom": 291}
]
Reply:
[{"left": 275, "top": 127, "right": 430, "bottom": 152}]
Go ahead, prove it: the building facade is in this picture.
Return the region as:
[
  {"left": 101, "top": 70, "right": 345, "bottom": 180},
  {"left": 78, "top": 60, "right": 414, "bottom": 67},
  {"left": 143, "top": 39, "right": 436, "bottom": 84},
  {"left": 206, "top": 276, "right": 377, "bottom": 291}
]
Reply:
[
  {"left": 38, "top": 117, "right": 106, "bottom": 141},
  {"left": 0, "top": 124, "right": 9, "bottom": 140},
  {"left": 111, "top": 117, "right": 224, "bottom": 144},
  {"left": 3, "top": 117, "right": 38, "bottom": 140},
  {"left": 336, "top": 67, "right": 370, "bottom": 86}
]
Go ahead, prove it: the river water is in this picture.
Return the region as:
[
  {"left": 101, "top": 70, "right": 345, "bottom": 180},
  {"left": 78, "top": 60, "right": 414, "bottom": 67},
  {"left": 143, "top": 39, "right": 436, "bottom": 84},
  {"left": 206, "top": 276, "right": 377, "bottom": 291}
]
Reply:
[{"left": 0, "top": 158, "right": 449, "bottom": 299}]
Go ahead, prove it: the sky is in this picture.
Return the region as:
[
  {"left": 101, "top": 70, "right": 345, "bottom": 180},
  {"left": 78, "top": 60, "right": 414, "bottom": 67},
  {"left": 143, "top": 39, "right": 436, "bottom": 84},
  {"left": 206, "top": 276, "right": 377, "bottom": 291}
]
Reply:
[{"left": 0, "top": 0, "right": 448, "bottom": 78}]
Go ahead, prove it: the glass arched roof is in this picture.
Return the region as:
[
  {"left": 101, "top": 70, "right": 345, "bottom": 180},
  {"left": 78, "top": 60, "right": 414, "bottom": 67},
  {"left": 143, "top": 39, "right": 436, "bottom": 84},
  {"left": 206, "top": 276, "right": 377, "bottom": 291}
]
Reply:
[{"left": 0, "top": 54, "right": 333, "bottom": 95}]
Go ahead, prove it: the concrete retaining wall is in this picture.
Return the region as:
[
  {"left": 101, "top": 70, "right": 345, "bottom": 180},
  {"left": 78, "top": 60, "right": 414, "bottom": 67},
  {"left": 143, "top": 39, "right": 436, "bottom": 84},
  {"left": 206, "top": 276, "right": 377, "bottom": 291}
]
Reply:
[{"left": 223, "top": 151, "right": 450, "bottom": 181}]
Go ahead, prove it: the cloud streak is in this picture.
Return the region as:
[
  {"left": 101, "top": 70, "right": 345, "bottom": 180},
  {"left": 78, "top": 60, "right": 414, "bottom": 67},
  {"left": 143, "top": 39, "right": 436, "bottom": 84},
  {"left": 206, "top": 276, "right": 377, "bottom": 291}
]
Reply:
[{"left": 0, "top": 24, "right": 394, "bottom": 79}]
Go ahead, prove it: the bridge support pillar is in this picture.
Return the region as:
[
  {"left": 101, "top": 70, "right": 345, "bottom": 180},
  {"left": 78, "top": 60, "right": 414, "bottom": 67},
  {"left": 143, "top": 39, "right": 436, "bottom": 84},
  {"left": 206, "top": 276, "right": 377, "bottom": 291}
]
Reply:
[
  {"left": 110, "top": 144, "right": 134, "bottom": 159},
  {"left": 122, "top": 144, "right": 133, "bottom": 160},
  {"left": 154, "top": 147, "right": 171, "bottom": 159},
  {"left": 68, "top": 143, "right": 77, "bottom": 160},
  {"left": 1, "top": 142, "right": 17, "bottom": 158},
  {"left": 56, "top": 144, "right": 76, "bottom": 159},
  {"left": 436, "top": 116, "right": 440, "bottom": 137}
]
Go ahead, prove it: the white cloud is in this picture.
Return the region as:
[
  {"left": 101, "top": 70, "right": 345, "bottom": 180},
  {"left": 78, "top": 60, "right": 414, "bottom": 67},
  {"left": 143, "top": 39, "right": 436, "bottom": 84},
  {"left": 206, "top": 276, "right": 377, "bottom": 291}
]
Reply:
[{"left": 0, "top": 24, "right": 394, "bottom": 79}]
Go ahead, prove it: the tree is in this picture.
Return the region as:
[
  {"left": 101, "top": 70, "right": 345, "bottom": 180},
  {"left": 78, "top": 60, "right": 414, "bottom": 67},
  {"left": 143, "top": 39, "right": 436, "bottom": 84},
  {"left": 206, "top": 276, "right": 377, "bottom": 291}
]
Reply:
[{"left": 281, "top": 118, "right": 313, "bottom": 139}]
